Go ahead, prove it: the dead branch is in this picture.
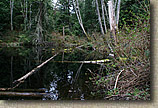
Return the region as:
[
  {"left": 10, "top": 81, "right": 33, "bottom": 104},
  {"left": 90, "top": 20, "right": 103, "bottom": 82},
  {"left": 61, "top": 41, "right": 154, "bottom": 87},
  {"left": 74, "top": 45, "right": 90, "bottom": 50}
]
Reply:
[{"left": 114, "top": 69, "right": 124, "bottom": 90}]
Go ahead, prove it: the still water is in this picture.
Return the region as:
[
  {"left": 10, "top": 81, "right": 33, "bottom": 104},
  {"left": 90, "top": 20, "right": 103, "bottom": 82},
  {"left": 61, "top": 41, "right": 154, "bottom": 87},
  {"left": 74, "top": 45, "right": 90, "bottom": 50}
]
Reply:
[{"left": 0, "top": 46, "right": 100, "bottom": 100}]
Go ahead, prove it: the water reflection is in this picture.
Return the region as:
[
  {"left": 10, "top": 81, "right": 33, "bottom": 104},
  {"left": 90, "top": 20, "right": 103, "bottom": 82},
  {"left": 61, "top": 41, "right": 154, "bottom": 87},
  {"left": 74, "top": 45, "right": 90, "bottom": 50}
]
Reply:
[
  {"left": 67, "top": 70, "right": 73, "bottom": 84},
  {"left": 0, "top": 46, "right": 96, "bottom": 100},
  {"left": 44, "top": 80, "right": 59, "bottom": 100}
]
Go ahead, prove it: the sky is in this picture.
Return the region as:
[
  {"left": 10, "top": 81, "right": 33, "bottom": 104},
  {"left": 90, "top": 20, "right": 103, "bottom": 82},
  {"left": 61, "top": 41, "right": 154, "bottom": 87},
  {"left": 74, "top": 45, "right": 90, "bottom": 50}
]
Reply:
[{"left": 53, "top": 0, "right": 57, "bottom": 3}]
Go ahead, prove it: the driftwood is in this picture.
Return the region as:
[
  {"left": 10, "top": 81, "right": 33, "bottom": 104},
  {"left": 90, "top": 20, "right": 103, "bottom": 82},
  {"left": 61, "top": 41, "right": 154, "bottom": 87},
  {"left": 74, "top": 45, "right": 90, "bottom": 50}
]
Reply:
[{"left": 13, "top": 53, "right": 58, "bottom": 88}]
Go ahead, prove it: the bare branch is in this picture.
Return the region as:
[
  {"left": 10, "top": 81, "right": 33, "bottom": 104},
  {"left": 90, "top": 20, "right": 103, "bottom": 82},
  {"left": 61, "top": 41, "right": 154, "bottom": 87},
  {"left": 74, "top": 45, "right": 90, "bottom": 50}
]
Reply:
[{"left": 114, "top": 69, "right": 124, "bottom": 90}]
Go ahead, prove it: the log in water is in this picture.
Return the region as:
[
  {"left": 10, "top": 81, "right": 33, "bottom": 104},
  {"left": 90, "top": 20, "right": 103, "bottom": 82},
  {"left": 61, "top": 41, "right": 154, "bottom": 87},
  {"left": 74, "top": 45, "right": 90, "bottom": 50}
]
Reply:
[
  {"left": 0, "top": 88, "right": 46, "bottom": 92},
  {"left": 0, "top": 92, "right": 47, "bottom": 97}
]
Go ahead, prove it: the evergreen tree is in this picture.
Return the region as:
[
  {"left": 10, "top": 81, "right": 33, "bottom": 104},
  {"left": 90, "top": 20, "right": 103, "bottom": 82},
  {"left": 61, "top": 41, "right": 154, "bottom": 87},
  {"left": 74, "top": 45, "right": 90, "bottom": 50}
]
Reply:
[{"left": 83, "top": 0, "right": 97, "bottom": 33}]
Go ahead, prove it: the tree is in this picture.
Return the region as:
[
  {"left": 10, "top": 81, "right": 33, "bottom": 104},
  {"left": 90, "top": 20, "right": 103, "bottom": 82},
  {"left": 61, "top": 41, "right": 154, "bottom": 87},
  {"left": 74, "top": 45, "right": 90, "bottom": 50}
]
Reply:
[
  {"left": 73, "top": 0, "right": 89, "bottom": 39},
  {"left": 83, "top": 0, "right": 95, "bottom": 32},
  {"left": 96, "top": 0, "right": 104, "bottom": 35},
  {"left": 10, "top": 0, "right": 14, "bottom": 31},
  {"left": 101, "top": 0, "right": 107, "bottom": 34},
  {"left": 0, "top": 1, "right": 10, "bottom": 32}
]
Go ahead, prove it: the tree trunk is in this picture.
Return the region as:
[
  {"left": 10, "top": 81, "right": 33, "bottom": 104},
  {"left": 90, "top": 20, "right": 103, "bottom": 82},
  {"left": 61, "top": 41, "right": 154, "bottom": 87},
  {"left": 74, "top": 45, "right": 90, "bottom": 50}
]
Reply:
[
  {"left": 63, "top": 26, "right": 65, "bottom": 37},
  {"left": 103, "top": 0, "right": 109, "bottom": 23},
  {"left": 96, "top": 0, "right": 104, "bottom": 35},
  {"left": 101, "top": 0, "right": 107, "bottom": 34},
  {"left": 29, "top": 3, "right": 32, "bottom": 29},
  {"left": 10, "top": 56, "right": 13, "bottom": 88},
  {"left": 24, "top": 0, "right": 26, "bottom": 30},
  {"left": 10, "top": 0, "right": 14, "bottom": 31},
  {"left": 34, "top": 1, "right": 44, "bottom": 44},
  {"left": 25, "top": 0, "right": 28, "bottom": 31},
  {"left": 20, "top": 2, "right": 24, "bottom": 17},
  {"left": 73, "top": 0, "right": 89, "bottom": 39},
  {"left": 116, "top": 0, "right": 121, "bottom": 28},
  {"left": 108, "top": 0, "right": 117, "bottom": 45}
]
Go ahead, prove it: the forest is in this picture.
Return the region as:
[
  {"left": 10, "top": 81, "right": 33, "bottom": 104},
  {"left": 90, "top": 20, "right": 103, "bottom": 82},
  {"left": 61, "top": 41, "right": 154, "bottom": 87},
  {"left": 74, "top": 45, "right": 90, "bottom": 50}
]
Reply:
[{"left": 0, "top": 0, "right": 150, "bottom": 100}]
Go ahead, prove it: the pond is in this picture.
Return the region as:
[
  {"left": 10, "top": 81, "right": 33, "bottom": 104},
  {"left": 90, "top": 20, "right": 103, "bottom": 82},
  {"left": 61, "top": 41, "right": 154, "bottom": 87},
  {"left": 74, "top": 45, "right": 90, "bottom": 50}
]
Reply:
[{"left": 0, "top": 46, "right": 101, "bottom": 100}]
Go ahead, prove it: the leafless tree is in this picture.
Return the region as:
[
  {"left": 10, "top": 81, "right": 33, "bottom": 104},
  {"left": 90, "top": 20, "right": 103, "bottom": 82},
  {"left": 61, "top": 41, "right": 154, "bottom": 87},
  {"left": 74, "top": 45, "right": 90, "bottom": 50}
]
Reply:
[
  {"left": 107, "top": 0, "right": 121, "bottom": 45},
  {"left": 101, "top": 0, "right": 107, "bottom": 34},
  {"left": 96, "top": 0, "right": 105, "bottom": 35},
  {"left": 116, "top": 0, "right": 121, "bottom": 27}
]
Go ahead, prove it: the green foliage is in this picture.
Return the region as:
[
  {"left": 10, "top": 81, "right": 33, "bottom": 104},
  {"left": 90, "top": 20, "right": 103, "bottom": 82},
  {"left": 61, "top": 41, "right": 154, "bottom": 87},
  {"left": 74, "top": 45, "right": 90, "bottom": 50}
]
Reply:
[
  {"left": 119, "top": 0, "right": 150, "bottom": 29},
  {"left": 0, "top": 1, "right": 10, "bottom": 32},
  {"left": 83, "top": 0, "right": 97, "bottom": 32},
  {"left": 18, "top": 34, "right": 31, "bottom": 43},
  {"left": 125, "top": 88, "right": 150, "bottom": 100}
]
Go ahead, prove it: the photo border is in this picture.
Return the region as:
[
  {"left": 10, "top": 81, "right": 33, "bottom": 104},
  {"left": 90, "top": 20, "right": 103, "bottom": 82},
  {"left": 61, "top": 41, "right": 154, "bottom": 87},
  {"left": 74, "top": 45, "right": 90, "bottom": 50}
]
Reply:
[{"left": 0, "top": 0, "right": 157, "bottom": 107}]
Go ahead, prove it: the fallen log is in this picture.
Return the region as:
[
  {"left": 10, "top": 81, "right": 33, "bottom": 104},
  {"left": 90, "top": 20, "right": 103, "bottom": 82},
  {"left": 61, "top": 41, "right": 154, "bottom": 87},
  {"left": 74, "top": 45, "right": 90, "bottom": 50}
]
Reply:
[
  {"left": 0, "top": 88, "right": 46, "bottom": 92},
  {"left": 13, "top": 53, "right": 58, "bottom": 88},
  {"left": 0, "top": 92, "right": 47, "bottom": 98},
  {"left": 52, "top": 59, "right": 111, "bottom": 64}
]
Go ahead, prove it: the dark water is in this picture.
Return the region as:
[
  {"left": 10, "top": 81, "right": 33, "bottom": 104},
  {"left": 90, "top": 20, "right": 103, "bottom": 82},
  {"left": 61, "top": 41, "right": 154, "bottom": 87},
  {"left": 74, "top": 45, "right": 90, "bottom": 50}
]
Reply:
[{"left": 0, "top": 46, "right": 100, "bottom": 100}]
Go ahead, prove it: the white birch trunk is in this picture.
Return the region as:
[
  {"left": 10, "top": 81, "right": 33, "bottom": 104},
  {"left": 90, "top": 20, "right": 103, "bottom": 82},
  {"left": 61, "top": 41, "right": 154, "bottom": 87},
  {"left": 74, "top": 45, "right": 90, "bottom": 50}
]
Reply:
[
  {"left": 102, "top": 0, "right": 109, "bottom": 22},
  {"left": 76, "top": 0, "right": 83, "bottom": 24},
  {"left": 73, "top": 0, "right": 89, "bottom": 39},
  {"left": 96, "top": 0, "right": 104, "bottom": 35},
  {"left": 101, "top": 0, "right": 107, "bottom": 33},
  {"left": 108, "top": 1, "right": 113, "bottom": 31},
  {"left": 108, "top": 0, "right": 117, "bottom": 45},
  {"left": 116, "top": 0, "right": 121, "bottom": 27}
]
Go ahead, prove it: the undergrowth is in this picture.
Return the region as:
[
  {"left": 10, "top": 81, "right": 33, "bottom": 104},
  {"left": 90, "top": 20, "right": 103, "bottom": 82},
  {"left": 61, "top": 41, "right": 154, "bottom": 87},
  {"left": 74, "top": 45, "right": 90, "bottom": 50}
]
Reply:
[
  {"left": 50, "top": 3, "right": 150, "bottom": 100},
  {"left": 48, "top": 0, "right": 150, "bottom": 100},
  {"left": 50, "top": 21, "right": 150, "bottom": 100}
]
